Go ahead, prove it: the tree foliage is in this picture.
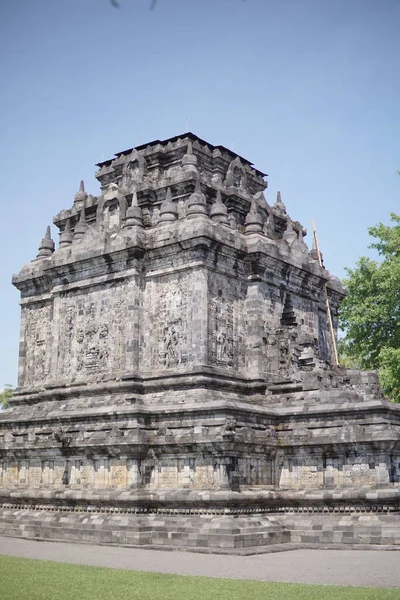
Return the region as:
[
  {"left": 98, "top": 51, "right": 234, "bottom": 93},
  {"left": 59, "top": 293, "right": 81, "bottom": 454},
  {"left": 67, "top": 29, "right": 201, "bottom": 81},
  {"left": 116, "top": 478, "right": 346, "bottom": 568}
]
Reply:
[
  {"left": 339, "top": 214, "right": 400, "bottom": 402},
  {"left": 0, "top": 384, "right": 13, "bottom": 409}
]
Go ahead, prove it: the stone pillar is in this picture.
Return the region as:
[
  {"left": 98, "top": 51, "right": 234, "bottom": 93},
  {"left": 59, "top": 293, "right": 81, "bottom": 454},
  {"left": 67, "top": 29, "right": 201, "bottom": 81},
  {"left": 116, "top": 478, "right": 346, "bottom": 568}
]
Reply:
[
  {"left": 124, "top": 271, "right": 142, "bottom": 372},
  {"left": 191, "top": 268, "right": 209, "bottom": 365},
  {"left": 41, "top": 461, "right": 51, "bottom": 486},
  {"left": 215, "top": 460, "right": 230, "bottom": 488},
  {"left": 70, "top": 460, "right": 81, "bottom": 486},
  {"left": 376, "top": 455, "right": 391, "bottom": 485},
  {"left": 182, "top": 458, "right": 193, "bottom": 488},
  {"left": 244, "top": 276, "right": 265, "bottom": 378},
  {"left": 94, "top": 459, "right": 109, "bottom": 488},
  {"left": 127, "top": 459, "right": 140, "bottom": 487}
]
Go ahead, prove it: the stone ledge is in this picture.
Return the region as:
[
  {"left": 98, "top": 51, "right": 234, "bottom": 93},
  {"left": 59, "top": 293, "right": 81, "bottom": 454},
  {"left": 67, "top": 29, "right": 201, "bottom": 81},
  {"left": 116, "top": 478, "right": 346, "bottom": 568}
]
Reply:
[
  {"left": 1, "top": 509, "right": 399, "bottom": 553},
  {"left": 0, "top": 486, "right": 399, "bottom": 511}
]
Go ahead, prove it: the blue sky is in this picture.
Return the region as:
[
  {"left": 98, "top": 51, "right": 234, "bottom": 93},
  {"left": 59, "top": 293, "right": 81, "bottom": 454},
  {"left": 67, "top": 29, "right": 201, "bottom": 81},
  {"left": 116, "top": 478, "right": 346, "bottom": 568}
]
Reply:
[{"left": 0, "top": 0, "right": 399, "bottom": 386}]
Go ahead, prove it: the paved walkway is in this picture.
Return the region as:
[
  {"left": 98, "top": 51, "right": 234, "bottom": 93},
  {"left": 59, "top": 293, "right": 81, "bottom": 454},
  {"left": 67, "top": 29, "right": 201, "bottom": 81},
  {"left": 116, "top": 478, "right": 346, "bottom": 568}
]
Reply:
[{"left": 0, "top": 536, "right": 399, "bottom": 588}]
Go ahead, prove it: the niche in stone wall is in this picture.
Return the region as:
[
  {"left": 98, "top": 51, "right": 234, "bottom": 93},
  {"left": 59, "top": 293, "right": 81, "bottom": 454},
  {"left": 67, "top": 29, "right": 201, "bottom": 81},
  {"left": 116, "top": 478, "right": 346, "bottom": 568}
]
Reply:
[
  {"left": 224, "top": 157, "right": 247, "bottom": 191},
  {"left": 123, "top": 160, "right": 139, "bottom": 188},
  {"left": 102, "top": 198, "right": 120, "bottom": 230},
  {"left": 237, "top": 457, "right": 272, "bottom": 486},
  {"left": 96, "top": 183, "right": 127, "bottom": 232},
  {"left": 121, "top": 153, "right": 147, "bottom": 190}
]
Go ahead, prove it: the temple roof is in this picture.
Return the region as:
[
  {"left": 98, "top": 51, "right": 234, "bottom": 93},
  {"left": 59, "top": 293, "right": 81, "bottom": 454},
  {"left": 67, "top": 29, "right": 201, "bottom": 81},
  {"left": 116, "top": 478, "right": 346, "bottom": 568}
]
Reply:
[{"left": 95, "top": 132, "right": 267, "bottom": 179}]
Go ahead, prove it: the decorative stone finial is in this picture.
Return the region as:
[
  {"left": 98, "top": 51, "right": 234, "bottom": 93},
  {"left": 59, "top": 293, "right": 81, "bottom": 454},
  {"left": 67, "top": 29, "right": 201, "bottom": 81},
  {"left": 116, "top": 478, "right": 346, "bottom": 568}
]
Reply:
[
  {"left": 74, "top": 180, "right": 88, "bottom": 205},
  {"left": 73, "top": 205, "right": 88, "bottom": 239},
  {"left": 245, "top": 199, "right": 263, "bottom": 234},
  {"left": 210, "top": 189, "right": 229, "bottom": 225},
  {"left": 181, "top": 139, "right": 198, "bottom": 173},
  {"left": 59, "top": 218, "right": 73, "bottom": 248},
  {"left": 283, "top": 218, "right": 297, "bottom": 246},
  {"left": 159, "top": 187, "right": 178, "bottom": 223},
  {"left": 274, "top": 190, "right": 286, "bottom": 214},
  {"left": 186, "top": 178, "right": 207, "bottom": 219},
  {"left": 124, "top": 190, "right": 143, "bottom": 228},
  {"left": 36, "top": 225, "right": 55, "bottom": 258}
]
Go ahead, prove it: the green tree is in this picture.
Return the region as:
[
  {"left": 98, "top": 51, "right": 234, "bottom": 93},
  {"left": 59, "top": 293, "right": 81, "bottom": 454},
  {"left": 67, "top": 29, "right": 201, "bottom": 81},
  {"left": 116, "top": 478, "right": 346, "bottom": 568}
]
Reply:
[
  {"left": 339, "top": 213, "right": 400, "bottom": 402},
  {"left": 0, "top": 384, "right": 13, "bottom": 409}
]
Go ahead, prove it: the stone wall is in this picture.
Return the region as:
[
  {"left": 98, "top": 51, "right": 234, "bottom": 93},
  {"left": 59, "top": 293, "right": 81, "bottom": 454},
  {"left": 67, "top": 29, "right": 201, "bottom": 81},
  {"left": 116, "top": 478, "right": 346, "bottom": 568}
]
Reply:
[
  {"left": 2, "top": 132, "right": 399, "bottom": 552},
  {"left": 0, "top": 448, "right": 397, "bottom": 491}
]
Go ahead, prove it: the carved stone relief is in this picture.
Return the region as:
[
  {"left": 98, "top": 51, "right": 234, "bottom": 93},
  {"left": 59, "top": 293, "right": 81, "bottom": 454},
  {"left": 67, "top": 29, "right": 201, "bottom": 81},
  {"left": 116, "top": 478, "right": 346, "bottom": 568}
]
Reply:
[
  {"left": 6, "top": 463, "right": 18, "bottom": 485},
  {"left": 145, "top": 275, "right": 192, "bottom": 369},
  {"left": 57, "top": 283, "right": 128, "bottom": 380},
  {"left": 29, "top": 462, "right": 42, "bottom": 486},
  {"left": 209, "top": 298, "right": 234, "bottom": 366},
  {"left": 193, "top": 464, "right": 215, "bottom": 488},
  {"left": 24, "top": 304, "right": 52, "bottom": 386},
  {"left": 208, "top": 278, "right": 243, "bottom": 368},
  {"left": 110, "top": 462, "right": 127, "bottom": 487}
]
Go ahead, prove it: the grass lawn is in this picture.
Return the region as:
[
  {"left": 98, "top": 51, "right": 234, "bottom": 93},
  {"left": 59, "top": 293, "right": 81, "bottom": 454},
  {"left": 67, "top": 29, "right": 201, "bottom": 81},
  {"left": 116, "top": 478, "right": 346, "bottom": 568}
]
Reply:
[{"left": 0, "top": 555, "right": 399, "bottom": 600}]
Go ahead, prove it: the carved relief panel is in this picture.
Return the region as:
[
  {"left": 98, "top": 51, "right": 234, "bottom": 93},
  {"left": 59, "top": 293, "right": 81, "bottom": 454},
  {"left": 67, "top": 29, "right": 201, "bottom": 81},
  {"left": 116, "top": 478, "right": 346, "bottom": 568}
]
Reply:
[
  {"left": 208, "top": 276, "right": 244, "bottom": 369},
  {"left": 144, "top": 274, "right": 192, "bottom": 369},
  {"left": 23, "top": 303, "right": 52, "bottom": 386},
  {"left": 57, "top": 282, "right": 128, "bottom": 381}
]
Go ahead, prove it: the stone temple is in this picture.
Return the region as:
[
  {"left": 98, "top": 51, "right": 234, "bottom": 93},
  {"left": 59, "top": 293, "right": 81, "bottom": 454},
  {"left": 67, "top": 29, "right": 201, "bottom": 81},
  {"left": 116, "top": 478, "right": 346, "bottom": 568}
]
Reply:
[{"left": 1, "top": 133, "right": 399, "bottom": 552}]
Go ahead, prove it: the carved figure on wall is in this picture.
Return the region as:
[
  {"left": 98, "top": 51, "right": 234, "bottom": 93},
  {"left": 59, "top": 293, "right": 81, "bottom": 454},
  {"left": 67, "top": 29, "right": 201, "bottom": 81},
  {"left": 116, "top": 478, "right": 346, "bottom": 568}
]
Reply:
[
  {"left": 24, "top": 304, "right": 52, "bottom": 386},
  {"left": 276, "top": 329, "right": 301, "bottom": 380},
  {"left": 164, "top": 325, "right": 179, "bottom": 367},
  {"left": 76, "top": 319, "right": 110, "bottom": 373},
  {"left": 57, "top": 283, "right": 127, "bottom": 380},
  {"left": 209, "top": 292, "right": 236, "bottom": 367},
  {"left": 216, "top": 330, "right": 228, "bottom": 361},
  {"left": 147, "top": 276, "right": 191, "bottom": 369},
  {"left": 223, "top": 417, "right": 236, "bottom": 434}
]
